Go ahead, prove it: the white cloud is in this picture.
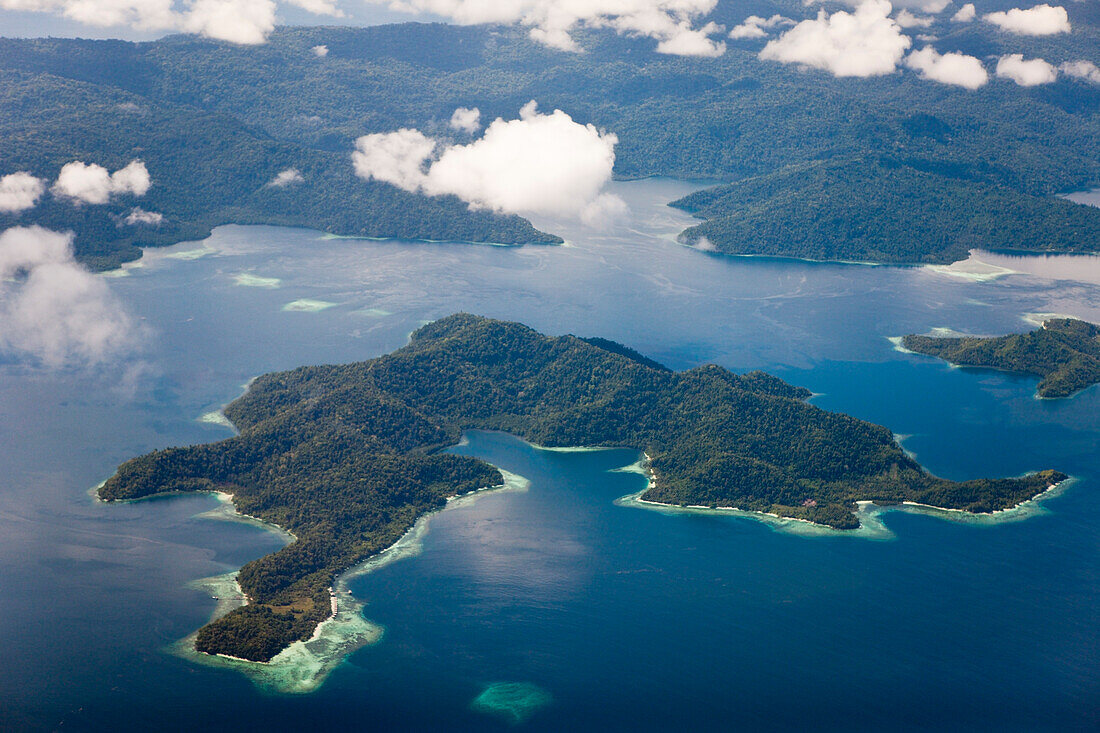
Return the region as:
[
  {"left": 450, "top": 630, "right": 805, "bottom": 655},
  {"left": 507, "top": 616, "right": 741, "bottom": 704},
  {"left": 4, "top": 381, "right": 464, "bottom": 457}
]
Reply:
[
  {"left": 311, "top": 44, "right": 329, "bottom": 57},
  {"left": 51, "top": 160, "right": 150, "bottom": 205},
  {"left": 267, "top": 168, "right": 305, "bottom": 187},
  {"left": 729, "top": 14, "right": 792, "bottom": 39},
  {"left": 952, "top": 2, "right": 975, "bottom": 21},
  {"left": 284, "top": 0, "right": 341, "bottom": 16},
  {"left": 125, "top": 208, "right": 165, "bottom": 225},
  {"left": 0, "top": 227, "right": 135, "bottom": 367},
  {"left": 1061, "top": 60, "right": 1100, "bottom": 84},
  {"left": 984, "top": 4, "right": 1070, "bottom": 35},
  {"left": 353, "top": 128, "right": 438, "bottom": 192},
  {"left": 996, "top": 54, "right": 1058, "bottom": 85},
  {"left": 895, "top": 9, "right": 933, "bottom": 27},
  {"left": 374, "top": 0, "right": 727, "bottom": 56},
  {"left": 760, "top": 0, "right": 912, "bottom": 78},
  {"left": 917, "top": 0, "right": 950, "bottom": 12},
  {"left": 905, "top": 46, "right": 988, "bottom": 88},
  {"left": 449, "top": 107, "right": 481, "bottom": 133},
  {"left": 353, "top": 101, "right": 625, "bottom": 226},
  {"left": 181, "top": 0, "right": 275, "bottom": 44},
  {"left": 0, "top": 0, "right": 323, "bottom": 44},
  {"left": 0, "top": 173, "right": 46, "bottom": 214}
]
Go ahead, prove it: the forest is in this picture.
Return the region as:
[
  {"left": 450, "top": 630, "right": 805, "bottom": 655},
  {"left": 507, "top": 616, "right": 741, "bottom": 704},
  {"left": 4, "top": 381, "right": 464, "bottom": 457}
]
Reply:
[
  {"left": 2, "top": 2, "right": 1100, "bottom": 266},
  {"left": 100, "top": 314, "right": 1065, "bottom": 661},
  {"left": 903, "top": 318, "right": 1100, "bottom": 397}
]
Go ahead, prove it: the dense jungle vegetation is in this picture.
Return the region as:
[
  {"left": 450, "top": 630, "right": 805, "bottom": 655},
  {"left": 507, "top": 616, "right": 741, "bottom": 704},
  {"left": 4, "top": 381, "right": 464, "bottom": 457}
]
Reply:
[
  {"left": 100, "top": 315, "right": 1064, "bottom": 660},
  {"left": 2, "top": 0, "right": 1100, "bottom": 266},
  {"left": 904, "top": 318, "right": 1100, "bottom": 397}
]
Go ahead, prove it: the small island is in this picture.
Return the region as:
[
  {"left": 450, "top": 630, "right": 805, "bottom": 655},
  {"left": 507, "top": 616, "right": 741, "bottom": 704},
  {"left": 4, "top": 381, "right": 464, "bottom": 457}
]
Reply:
[
  {"left": 902, "top": 318, "right": 1100, "bottom": 398},
  {"left": 101, "top": 314, "right": 1064, "bottom": 662}
]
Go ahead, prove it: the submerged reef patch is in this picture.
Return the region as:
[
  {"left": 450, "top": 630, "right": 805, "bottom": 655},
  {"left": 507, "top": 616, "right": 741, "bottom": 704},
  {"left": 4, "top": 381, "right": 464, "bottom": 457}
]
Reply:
[{"left": 470, "top": 681, "right": 553, "bottom": 724}]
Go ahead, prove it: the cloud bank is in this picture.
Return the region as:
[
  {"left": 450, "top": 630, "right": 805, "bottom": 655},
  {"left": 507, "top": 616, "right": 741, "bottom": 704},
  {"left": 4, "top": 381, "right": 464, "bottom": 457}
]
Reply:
[
  {"left": 0, "top": 172, "right": 46, "bottom": 213},
  {"left": 353, "top": 102, "right": 624, "bottom": 226},
  {"left": 51, "top": 160, "right": 150, "bottom": 205},
  {"left": 0, "top": 0, "right": 341, "bottom": 44},
  {"left": 905, "top": 46, "right": 989, "bottom": 88},
  {"left": 372, "top": 0, "right": 726, "bottom": 56},
  {"left": 0, "top": 227, "right": 136, "bottom": 367},
  {"left": 984, "top": 4, "right": 1070, "bottom": 35},
  {"left": 760, "top": 0, "right": 911, "bottom": 78},
  {"left": 996, "top": 54, "right": 1058, "bottom": 85}
]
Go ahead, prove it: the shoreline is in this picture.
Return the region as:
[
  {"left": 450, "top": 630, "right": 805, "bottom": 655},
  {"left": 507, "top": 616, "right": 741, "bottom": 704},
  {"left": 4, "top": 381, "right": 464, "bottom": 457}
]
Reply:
[
  {"left": 170, "top": 467, "right": 531, "bottom": 694},
  {"left": 615, "top": 450, "right": 1075, "bottom": 539}
]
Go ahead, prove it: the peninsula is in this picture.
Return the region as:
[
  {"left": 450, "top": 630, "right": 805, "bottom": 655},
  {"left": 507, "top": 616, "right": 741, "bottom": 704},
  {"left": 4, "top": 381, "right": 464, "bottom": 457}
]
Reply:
[
  {"left": 903, "top": 318, "right": 1100, "bottom": 398},
  {"left": 100, "top": 315, "right": 1064, "bottom": 661}
]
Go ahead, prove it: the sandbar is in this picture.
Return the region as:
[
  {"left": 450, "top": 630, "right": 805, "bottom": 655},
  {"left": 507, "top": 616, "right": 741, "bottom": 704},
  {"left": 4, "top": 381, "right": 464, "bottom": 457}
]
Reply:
[
  {"left": 233, "top": 273, "right": 281, "bottom": 288},
  {"left": 281, "top": 298, "right": 337, "bottom": 312}
]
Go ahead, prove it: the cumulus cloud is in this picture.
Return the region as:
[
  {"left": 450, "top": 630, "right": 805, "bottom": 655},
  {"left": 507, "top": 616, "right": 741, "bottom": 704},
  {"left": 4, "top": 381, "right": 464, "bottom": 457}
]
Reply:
[
  {"left": 984, "top": 4, "right": 1070, "bottom": 35},
  {"left": 905, "top": 46, "right": 988, "bottom": 88},
  {"left": 996, "top": 54, "right": 1058, "bottom": 85},
  {"left": 0, "top": 0, "right": 337, "bottom": 44},
  {"left": 760, "top": 0, "right": 912, "bottom": 78},
  {"left": 916, "top": 0, "right": 950, "bottom": 12},
  {"left": 125, "top": 208, "right": 165, "bottom": 225},
  {"left": 180, "top": 0, "right": 275, "bottom": 44},
  {"left": 449, "top": 107, "right": 481, "bottom": 133},
  {"left": 729, "top": 14, "right": 793, "bottom": 39},
  {"left": 311, "top": 44, "right": 329, "bottom": 57},
  {"left": 353, "top": 128, "right": 438, "bottom": 191},
  {"left": 952, "top": 2, "right": 975, "bottom": 21},
  {"left": 373, "top": 0, "right": 727, "bottom": 56},
  {"left": 353, "top": 101, "right": 625, "bottom": 226},
  {"left": 0, "top": 172, "right": 46, "bottom": 214},
  {"left": 284, "top": 0, "right": 341, "bottom": 16},
  {"left": 0, "top": 227, "right": 135, "bottom": 367},
  {"left": 51, "top": 160, "right": 150, "bottom": 205},
  {"left": 267, "top": 168, "right": 305, "bottom": 187},
  {"left": 1061, "top": 60, "right": 1100, "bottom": 84},
  {"left": 895, "top": 9, "right": 934, "bottom": 27}
]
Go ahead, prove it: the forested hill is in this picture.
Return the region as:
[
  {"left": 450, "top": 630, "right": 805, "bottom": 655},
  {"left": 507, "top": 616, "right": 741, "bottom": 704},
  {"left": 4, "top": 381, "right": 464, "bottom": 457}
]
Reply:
[
  {"left": 903, "top": 318, "right": 1100, "bottom": 397},
  {"left": 100, "top": 314, "right": 1064, "bottom": 661},
  {"left": 3, "top": 2, "right": 1100, "bottom": 266}
]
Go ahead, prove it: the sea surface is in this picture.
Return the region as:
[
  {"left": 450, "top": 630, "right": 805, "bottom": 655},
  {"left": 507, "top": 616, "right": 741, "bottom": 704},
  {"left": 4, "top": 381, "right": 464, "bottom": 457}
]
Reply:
[{"left": 1, "top": 179, "right": 1097, "bottom": 730}]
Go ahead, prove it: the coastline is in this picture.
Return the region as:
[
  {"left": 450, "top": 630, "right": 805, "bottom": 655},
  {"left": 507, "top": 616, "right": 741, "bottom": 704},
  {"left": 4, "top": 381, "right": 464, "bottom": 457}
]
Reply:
[
  {"left": 171, "top": 467, "right": 531, "bottom": 694},
  {"left": 614, "top": 451, "right": 1074, "bottom": 540}
]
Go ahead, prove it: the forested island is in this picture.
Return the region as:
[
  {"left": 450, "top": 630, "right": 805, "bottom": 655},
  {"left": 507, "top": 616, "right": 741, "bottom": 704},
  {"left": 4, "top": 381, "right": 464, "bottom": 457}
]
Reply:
[
  {"left": 903, "top": 318, "right": 1100, "bottom": 398},
  {"left": 4, "top": 7, "right": 1100, "bottom": 267},
  {"left": 100, "top": 314, "right": 1065, "bottom": 662}
]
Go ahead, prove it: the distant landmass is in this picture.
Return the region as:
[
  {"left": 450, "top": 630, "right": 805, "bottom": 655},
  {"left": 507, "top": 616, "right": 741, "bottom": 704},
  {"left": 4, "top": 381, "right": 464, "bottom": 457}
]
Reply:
[
  {"left": 903, "top": 318, "right": 1100, "bottom": 398},
  {"left": 3, "top": 13, "right": 1100, "bottom": 267},
  {"left": 100, "top": 314, "right": 1065, "bottom": 662}
]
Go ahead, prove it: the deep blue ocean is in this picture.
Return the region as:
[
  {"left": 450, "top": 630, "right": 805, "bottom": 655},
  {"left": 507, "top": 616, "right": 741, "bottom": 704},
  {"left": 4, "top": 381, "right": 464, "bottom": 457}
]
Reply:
[{"left": 0, "top": 179, "right": 1097, "bottom": 730}]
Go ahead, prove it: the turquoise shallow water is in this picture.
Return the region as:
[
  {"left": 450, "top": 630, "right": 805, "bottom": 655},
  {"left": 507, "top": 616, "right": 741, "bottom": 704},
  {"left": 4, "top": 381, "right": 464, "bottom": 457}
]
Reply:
[{"left": 0, "top": 178, "right": 1097, "bottom": 730}]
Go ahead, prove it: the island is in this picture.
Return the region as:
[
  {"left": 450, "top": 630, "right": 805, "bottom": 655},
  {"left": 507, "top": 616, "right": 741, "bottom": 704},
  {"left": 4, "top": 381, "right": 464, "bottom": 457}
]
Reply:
[
  {"left": 5, "top": 22, "right": 1100, "bottom": 268},
  {"left": 100, "top": 314, "right": 1065, "bottom": 662},
  {"left": 902, "top": 318, "right": 1100, "bottom": 398}
]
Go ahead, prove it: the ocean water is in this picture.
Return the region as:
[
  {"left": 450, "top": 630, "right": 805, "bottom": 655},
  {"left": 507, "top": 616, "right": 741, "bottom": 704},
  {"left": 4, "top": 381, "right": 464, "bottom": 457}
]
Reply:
[{"left": 0, "top": 179, "right": 1097, "bottom": 730}]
